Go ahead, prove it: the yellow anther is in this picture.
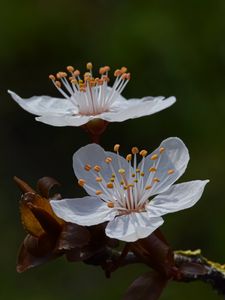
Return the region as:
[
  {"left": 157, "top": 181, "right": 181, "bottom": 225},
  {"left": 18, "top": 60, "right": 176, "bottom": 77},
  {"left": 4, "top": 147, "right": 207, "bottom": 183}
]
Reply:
[
  {"left": 121, "top": 67, "right": 128, "bottom": 73},
  {"left": 145, "top": 185, "right": 152, "bottom": 190},
  {"left": 114, "top": 144, "right": 120, "bottom": 152},
  {"left": 140, "top": 172, "right": 145, "bottom": 177},
  {"left": 67, "top": 66, "right": 74, "bottom": 72},
  {"left": 49, "top": 74, "right": 55, "bottom": 80},
  {"left": 136, "top": 168, "right": 140, "bottom": 173},
  {"left": 99, "top": 67, "right": 106, "bottom": 75},
  {"left": 84, "top": 72, "right": 91, "bottom": 79},
  {"left": 56, "top": 72, "right": 67, "bottom": 78},
  {"left": 86, "top": 62, "right": 93, "bottom": 70},
  {"left": 168, "top": 169, "right": 175, "bottom": 175},
  {"left": 123, "top": 186, "right": 128, "bottom": 190},
  {"left": 96, "top": 177, "right": 102, "bottom": 182},
  {"left": 131, "top": 173, "right": 135, "bottom": 177},
  {"left": 118, "top": 168, "right": 125, "bottom": 174},
  {"left": 55, "top": 81, "right": 61, "bottom": 88},
  {"left": 114, "top": 69, "right": 122, "bottom": 77},
  {"left": 110, "top": 178, "right": 115, "bottom": 182},
  {"left": 104, "top": 66, "right": 110, "bottom": 72},
  {"left": 107, "top": 182, "right": 114, "bottom": 189},
  {"left": 126, "top": 154, "right": 132, "bottom": 161},
  {"left": 74, "top": 70, "right": 80, "bottom": 77},
  {"left": 94, "top": 165, "right": 101, "bottom": 172},
  {"left": 111, "top": 173, "right": 115, "bottom": 178},
  {"left": 128, "top": 184, "right": 134, "bottom": 188},
  {"left": 159, "top": 147, "right": 165, "bottom": 154},
  {"left": 96, "top": 190, "right": 103, "bottom": 195},
  {"left": 71, "top": 79, "right": 78, "bottom": 84},
  {"left": 84, "top": 164, "right": 92, "bottom": 171},
  {"left": 153, "top": 177, "right": 160, "bottom": 183},
  {"left": 120, "top": 180, "right": 124, "bottom": 185},
  {"left": 78, "top": 179, "right": 86, "bottom": 187},
  {"left": 140, "top": 150, "right": 148, "bottom": 157},
  {"left": 151, "top": 154, "right": 158, "bottom": 160},
  {"left": 131, "top": 147, "right": 139, "bottom": 154},
  {"left": 78, "top": 79, "right": 83, "bottom": 84},
  {"left": 105, "top": 157, "right": 112, "bottom": 163},
  {"left": 107, "top": 202, "right": 114, "bottom": 208},
  {"left": 133, "top": 179, "right": 138, "bottom": 183},
  {"left": 149, "top": 167, "right": 157, "bottom": 172}
]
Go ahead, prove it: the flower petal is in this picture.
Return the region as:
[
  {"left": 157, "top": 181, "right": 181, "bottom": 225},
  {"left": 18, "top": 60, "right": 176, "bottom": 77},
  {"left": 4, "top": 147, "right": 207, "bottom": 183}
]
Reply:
[
  {"left": 50, "top": 196, "right": 117, "bottom": 226},
  {"left": 8, "top": 90, "right": 76, "bottom": 116},
  {"left": 100, "top": 96, "right": 176, "bottom": 122},
  {"left": 139, "top": 137, "right": 189, "bottom": 198},
  {"left": 73, "top": 144, "right": 130, "bottom": 200},
  {"left": 105, "top": 212, "right": 164, "bottom": 242},
  {"left": 36, "top": 114, "right": 92, "bottom": 127},
  {"left": 146, "top": 180, "right": 209, "bottom": 217}
]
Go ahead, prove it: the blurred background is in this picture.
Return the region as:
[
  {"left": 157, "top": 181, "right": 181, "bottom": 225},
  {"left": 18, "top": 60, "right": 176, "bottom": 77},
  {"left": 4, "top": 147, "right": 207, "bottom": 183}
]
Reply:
[{"left": 0, "top": 0, "right": 225, "bottom": 299}]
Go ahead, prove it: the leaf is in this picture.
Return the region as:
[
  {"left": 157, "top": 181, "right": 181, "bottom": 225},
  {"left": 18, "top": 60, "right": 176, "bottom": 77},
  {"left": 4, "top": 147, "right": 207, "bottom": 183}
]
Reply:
[
  {"left": 123, "top": 271, "right": 168, "bottom": 300},
  {"left": 57, "top": 223, "right": 90, "bottom": 250},
  {"left": 36, "top": 177, "right": 61, "bottom": 199}
]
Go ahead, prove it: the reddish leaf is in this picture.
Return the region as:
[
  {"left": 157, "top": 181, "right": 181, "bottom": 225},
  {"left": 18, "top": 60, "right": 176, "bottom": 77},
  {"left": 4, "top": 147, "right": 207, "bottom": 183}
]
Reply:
[
  {"left": 123, "top": 271, "right": 167, "bottom": 300},
  {"left": 58, "top": 223, "right": 90, "bottom": 250},
  {"left": 36, "top": 177, "right": 61, "bottom": 199}
]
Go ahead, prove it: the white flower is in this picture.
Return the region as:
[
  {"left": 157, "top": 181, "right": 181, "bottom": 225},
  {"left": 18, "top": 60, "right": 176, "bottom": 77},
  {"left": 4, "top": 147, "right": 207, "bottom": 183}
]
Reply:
[
  {"left": 8, "top": 63, "right": 176, "bottom": 127},
  {"left": 50, "top": 138, "right": 209, "bottom": 242}
]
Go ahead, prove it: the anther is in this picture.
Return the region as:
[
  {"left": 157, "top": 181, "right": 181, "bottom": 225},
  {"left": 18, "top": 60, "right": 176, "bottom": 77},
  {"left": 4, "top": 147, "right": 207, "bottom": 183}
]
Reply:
[
  {"left": 121, "top": 67, "right": 128, "bottom": 74},
  {"left": 140, "top": 172, "right": 145, "bottom": 176},
  {"left": 96, "top": 177, "right": 102, "bottom": 182},
  {"left": 132, "top": 147, "right": 139, "bottom": 154},
  {"left": 131, "top": 173, "right": 135, "bottom": 177},
  {"left": 78, "top": 179, "right": 86, "bottom": 187},
  {"left": 151, "top": 154, "right": 158, "bottom": 160},
  {"left": 120, "top": 180, "right": 124, "bottom": 185},
  {"left": 133, "top": 179, "right": 138, "bottom": 183},
  {"left": 86, "top": 62, "right": 93, "bottom": 70},
  {"left": 168, "top": 169, "right": 175, "bottom": 175},
  {"left": 128, "top": 184, "right": 134, "bottom": 188},
  {"left": 105, "top": 157, "right": 112, "bottom": 163},
  {"left": 118, "top": 168, "right": 125, "bottom": 174},
  {"left": 67, "top": 66, "right": 74, "bottom": 72},
  {"left": 99, "top": 67, "right": 106, "bottom": 75},
  {"left": 49, "top": 74, "right": 55, "bottom": 81},
  {"left": 145, "top": 185, "right": 152, "bottom": 190},
  {"left": 94, "top": 165, "right": 101, "bottom": 172},
  {"left": 149, "top": 167, "right": 157, "bottom": 172},
  {"left": 56, "top": 72, "right": 67, "bottom": 79},
  {"left": 153, "top": 177, "right": 160, "bottom": 183},
  {"left": 84, "top": 164, "right": 92, "bottom": 171},
  {"left": 74, "top": 70, "right": 80, "bottom": 77},
  {"left": 96, "top": 190, "right": 103, "bottom": 195},
  {"left": 140, "top": 150, "right": 148, "bottom": 157},
  {"left": 104, "top": 66, "right": 110, "bottom": 72},
  {"left": 114, "top": 144, "right": 120, "bottom": 152},
  {"left": 136, "top": 168, "right": 140, "bottom": 173},
  {"left": 110, "top": 178, "right": 115, "bottom": 182},
  {"left": 114, "top": 69, "right": 122, "bottom": 77},
  {"left": 159, "top": 147, "right": 165, "bottom": 154},
  {"left": 111, "top": 174, "right": 115, "bottom": 178},
  {"left": 107, "top": 182, "right": 114, "bottom": 189},
  {"left": 107, "top": 202, "right": 114, "bottom": 208},
  {"left": 55, "top": 81, "right": 62, "bottom": 88},
  {"left": 126, "top": 154, "right": 132, "bottom": 161}
]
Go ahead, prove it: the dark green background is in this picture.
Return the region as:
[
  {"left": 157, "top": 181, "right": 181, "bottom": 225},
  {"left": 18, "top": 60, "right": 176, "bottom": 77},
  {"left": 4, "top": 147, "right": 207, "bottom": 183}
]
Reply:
[{"left": 0, "top": 0, "right": 224, "bottom": 299}]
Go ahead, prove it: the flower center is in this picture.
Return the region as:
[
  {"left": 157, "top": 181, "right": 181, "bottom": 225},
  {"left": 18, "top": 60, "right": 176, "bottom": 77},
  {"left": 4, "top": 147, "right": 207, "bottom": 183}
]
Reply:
[
  {"left": 49, "top": 63, "right": 131, "bottom": 116},
  {"left": 77, "top": 144, "right": 175, "bottom": 215}
]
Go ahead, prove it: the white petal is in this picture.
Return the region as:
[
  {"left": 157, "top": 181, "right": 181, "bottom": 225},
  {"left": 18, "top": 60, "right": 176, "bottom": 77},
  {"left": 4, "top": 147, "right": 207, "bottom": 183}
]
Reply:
[
  {"left": 146, "top": 180, "right": 209, "bottom": 217},
  {"left": 139, "top": 137, "right": 189, "bottom": 197},
  {"left": 73, "top": 144, "right": 130, "bottom": 200},
  {"left": 50, "top": 196, "right": 117, "bottom": 226},
  {"left": 36, "top": 114, "right": 92, "bottom": 127},
  {"left": 8, "top": 90, "right": 76, "bottom": 116},
  {"left": 100, "top": 96, "right": 176, "bottom": 122},
  {"left": 105, "top": 212, "right": 164, "bottom": 242}
]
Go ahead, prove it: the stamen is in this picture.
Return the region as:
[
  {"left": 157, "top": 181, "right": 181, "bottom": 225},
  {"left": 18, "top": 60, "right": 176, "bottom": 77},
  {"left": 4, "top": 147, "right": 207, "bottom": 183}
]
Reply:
[
  {"left": 140, "top": 150, "right": 148, "bottom": 157},
  {"left": 118, "top": 168, "right": 125, "bottom": 174},
  {"left": 159, "top": 147, "right": 165, "bottom": 154},
  {"left": 96, "top": 190, "right": 103, "bottom": 195},
  {"left": 94, "top": 165, "right": 101, "bottom": 172},
  {"left": 110, "top": 178, "right": 115, "bottom": 182},
  {"left": 85, "top": 164, "right": 92, "bottom": 171},
  {"left": 120, "top": 180, "right": 124, "bottom": 185},
  {"left": 114, "top": 144, "right": 120, "bottom": 152},
  {"left": 105, "top": 157, "right": 112, "bottom": 163},
  {"left": 86, "top": 62, "right": 93, "bottom": 70},
  {"left": 107, "top": 182, "right": 114, "bottom": 189},
  {"left": 151, "top": 154, "right": 158, "bottom": 160},
  {"left": 131, "top": 173, "right": 136, "bottom": 177},
  {"left": 131, "top": 147, "right": 139, "bottom": 154},
  {"left": 136, "top": 169, "right": 140, "bottom": 173},
  {"left": 96, "top": 177, "right": 102, "bottom": 182},
  {"left": 49, "top": 74, "right": 55, "bottom": 80},
  {"left": 126, "top": 154, "right": 132, "bottom": 161},
  {"left": 78, "top": 179, "right": 86, "bottom": 187},
  {"left": 168, "top": 169, "right": 175, "bottom": 175},
  {"left": 153, "top": 177, "right": 160, "bottom": 183},
  {"left": 67, "top": 66, "right": 74, "bottom": 73},
  {"left": 107, "top": 202, "right": 114, "bottom": 208},
  {"left": 55, "top": 81, "right": 62, "bottom": 88},
  {"left": 149, "top": 167, "right": 157, "bottom": 172},
  {"left": 133, "top": 179, "right": 138, "bottom": 183},
  {"left": 140, "top": 172, "right": 145, "bottom": 176},
  {"left": 145, "top": 185, "right": 152, "bottom": 190}
]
